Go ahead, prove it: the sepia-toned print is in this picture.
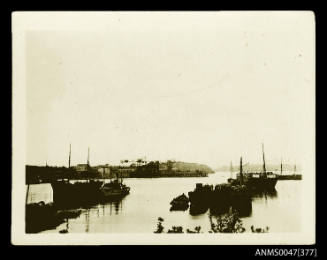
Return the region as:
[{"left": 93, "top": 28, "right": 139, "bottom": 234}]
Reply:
[{"left": 12, "top": 11, "right": 315, "bottom": 245}]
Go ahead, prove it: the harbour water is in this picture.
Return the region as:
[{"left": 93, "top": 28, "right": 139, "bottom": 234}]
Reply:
[{"left": 26, "top": 172, "right": 302, "bottom": 233}]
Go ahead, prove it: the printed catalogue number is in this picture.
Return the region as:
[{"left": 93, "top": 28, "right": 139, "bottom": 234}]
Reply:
[{"left": 255, "top": 248, "right": 317, "bottom": 257}]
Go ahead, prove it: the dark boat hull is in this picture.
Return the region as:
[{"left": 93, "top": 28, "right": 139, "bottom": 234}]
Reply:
[
  {"left": 170, "top": 194, "right": 189, "bottom": 211},
  {"left": 100, "top": 180, "right": 130, "bottom": 200},
  {"left": 51, "top": 180, "right": 103, "bottom": 208},
  {"left": 101, "top": 189, "right": 130, "bottom": 198},
  {"left": 244, "top": 178, "right": 278, "bottom": 190},
  {"left": 188, "top": 183, "right": 252, "bottom": 217},
  {"left": 277, "top": 174, "right": 302, "bottom": 180},
  {"left": 26, "top": 203, "right": 82, "bottom": 233},
  {"left": 25, "top": 202, "right": 60, "bottom": 233}
]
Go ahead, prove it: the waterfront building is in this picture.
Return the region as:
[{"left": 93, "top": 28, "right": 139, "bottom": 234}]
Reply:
[{"left": 76, "top": 164, "right": 89, "bottom": 172}]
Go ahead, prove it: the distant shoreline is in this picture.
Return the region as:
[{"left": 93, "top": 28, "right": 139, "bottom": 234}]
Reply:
[
  {"left": 26, "top": 175, "right": 210, "bottom": 185},
  {"left": 26, "top": 161, "right": 213, "bottom": 184}
]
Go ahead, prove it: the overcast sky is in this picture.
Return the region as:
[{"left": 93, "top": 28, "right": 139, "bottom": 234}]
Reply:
[{"left": 25, "top": 12, "right": 314, "bottom": 168}]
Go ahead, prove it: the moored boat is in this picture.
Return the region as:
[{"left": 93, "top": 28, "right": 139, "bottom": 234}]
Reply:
[
  {"left": 170, "top": 193, "right": 189, "bottom": 211},
  {"left": 234, "top": 144, "right": 278, "bottom": 191},
  {"left": 100, "top": 169, "right": 130, "bottom": 199},
  {"left": 50, "top": 145, "right": 104, "bottom": 208},
  {"left": 51, "top": 179, "right": 104, "bottom": 207},
  {"left": 237, "top": 172, "right": 278, "bottom": 190},
  {"left": 100, "top": 179, "right": 130, "bottom": 198},
  {"left": 277, "top": 163, "right": 302, "bottom": 180},
  {"left": 277, "top": 174, "right": 302, "bottom": 180}
]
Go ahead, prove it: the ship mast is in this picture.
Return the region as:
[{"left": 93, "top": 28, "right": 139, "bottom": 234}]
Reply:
[
  {"left": 262, "top": 143, "right": 267, "bottom": 177},
  {"left": 239, "top": 157, "right": 244, "bottom": 185},
  {"left": 68, "top": 144, "right": 71, "bottom": 169},
  {"left": 87, "top": 147, "right": 90, "bottom": 166},
  {"left": 280, "top": 158, "right": 283, "bottom": 175},
  {"left": 230, "top": 161, "right": 233, "bottom": 179},
  {"left": 294, "top": 164, "right": 297, "bottom": 175},
  {"left": 67, "top": 144, "right": 72, "bottom": 182}
]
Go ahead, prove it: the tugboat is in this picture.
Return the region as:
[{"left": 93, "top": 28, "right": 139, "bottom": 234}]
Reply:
[
  {"left": 100, "top": 172, "right": 130, "bottom": 199},
  {"left": 235, "top": 144, "right": 278, "bottom": 190},
  {"left": 170, "top": 193, "right": 189, "bottom": 211}
]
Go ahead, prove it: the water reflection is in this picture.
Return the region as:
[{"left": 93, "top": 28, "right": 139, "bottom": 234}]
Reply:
[
  {"left": 32, "top": 174, "right": 302, "bottom": 234},
  {"left": 189, "top": 189, "right": 278, "bottom": 219},
  {"left": 105, "top": 198, "right": 123, "bottom": 215},
  {"left": 251, "top": 189, "right": 278, "bottom": 200},
  {"left": 209, "top": 197, "right": 253, "bottom": 218},
  {"left": 65, "top": 199, "right": 125, "bottom": 233}
]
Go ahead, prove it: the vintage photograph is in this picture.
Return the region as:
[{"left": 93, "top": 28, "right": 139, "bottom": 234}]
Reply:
[{"left": 12, "top": 11, "right": 315, "bottom": 245}]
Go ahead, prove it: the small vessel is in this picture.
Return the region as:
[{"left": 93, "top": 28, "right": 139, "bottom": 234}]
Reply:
[
  {"left": 100, "top": 172, "right": 130, "bottom": 198},
  {"left": 170, "top": 193, "right": 189, "bottom": 211}
]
